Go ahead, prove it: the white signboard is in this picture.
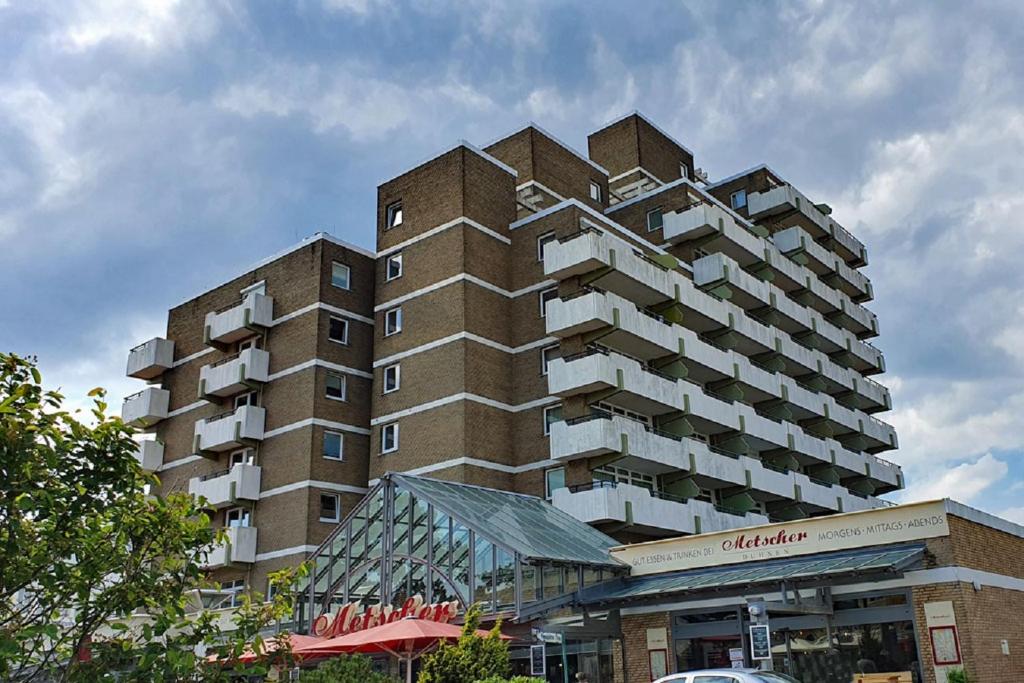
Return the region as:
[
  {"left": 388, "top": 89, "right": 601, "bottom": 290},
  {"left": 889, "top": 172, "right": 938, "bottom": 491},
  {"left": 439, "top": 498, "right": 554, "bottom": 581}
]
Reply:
[{"left": 613, "top": 500, "right": 950, "bottom": 576}]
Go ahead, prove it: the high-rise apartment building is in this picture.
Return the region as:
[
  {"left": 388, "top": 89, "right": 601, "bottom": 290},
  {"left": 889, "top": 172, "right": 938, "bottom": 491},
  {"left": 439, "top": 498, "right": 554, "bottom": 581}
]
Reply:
[{"left": 122, "top": 112, "right": 902, "bottom": 598}]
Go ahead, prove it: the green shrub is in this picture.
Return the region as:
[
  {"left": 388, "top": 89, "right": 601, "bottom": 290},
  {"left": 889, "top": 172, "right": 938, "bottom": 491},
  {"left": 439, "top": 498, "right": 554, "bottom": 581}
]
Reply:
[
  {"left": 946, "top": 668, "right": 971, "bottom": 683},
  {"left": 475, "top": 677, "right": 545, "bottom": 683},
  {"left": 417, "top": 604, "right": 510, "bottom": 683},
  {"left": 300, "top": 654, "right": 390, "bottom": 683}
]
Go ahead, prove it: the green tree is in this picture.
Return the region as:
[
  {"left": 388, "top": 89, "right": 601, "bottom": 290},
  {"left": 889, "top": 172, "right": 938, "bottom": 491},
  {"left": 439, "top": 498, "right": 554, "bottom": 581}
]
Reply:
[
  {"left": 0, "top": 352, "right": 305, "bottom": 681},
  {"left": 299, "top": 654, "right": 390, "bottom": 682},
  {"left": 416, "top": 603, "right": 511, "bottom": 683}
]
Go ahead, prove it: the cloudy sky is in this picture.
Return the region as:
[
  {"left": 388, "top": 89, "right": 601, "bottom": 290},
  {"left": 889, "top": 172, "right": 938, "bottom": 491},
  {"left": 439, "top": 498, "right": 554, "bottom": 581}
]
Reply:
[{"left": 2, "top": 0, "right": 1023, "bottom": 519}]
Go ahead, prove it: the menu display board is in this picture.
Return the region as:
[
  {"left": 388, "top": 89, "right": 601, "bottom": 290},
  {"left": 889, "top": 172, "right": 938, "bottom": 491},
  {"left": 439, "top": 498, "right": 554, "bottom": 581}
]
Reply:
[{"left": 749, "top": 625, "right": 772, "bottom": 661}]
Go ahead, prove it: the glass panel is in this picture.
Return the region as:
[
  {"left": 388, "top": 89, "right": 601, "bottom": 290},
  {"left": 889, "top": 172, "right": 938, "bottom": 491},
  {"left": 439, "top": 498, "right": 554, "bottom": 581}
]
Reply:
[
  {"left": 473, "top": 536, "right": 494, "bottom": 610},
  {"left": 391, "top": 559, "right": 409, "bottom": 606},
  {"left": 542, "top": 564, "right": 562, "bottom": 600},
  {"left": 564, "top": 566, "right": 579, "bottom": 594},
  {"left": 452, "top": 522, "right": 470, "bottom": 602},
  {"left": 410, "top": 560, "right": 427, "bottom": 600},
  {"left": 348, "top": 560, "right": 381, "bottom": 606},
  {"left": 432, "top": 509, "right": 451, "bottom": 573},
  {"left": 582, "top": 568, "right": 602, "bottom": 587},
  {"left": 521, "top": 564, "right": 538, "bottom": 603},
  {"left": 393, "top": 489, "right": 411, "bottom": 554},
  {"left": 431, "top": 569, "right": 453, "bottom": 604},
  {"left": 411, "top": 498, "right": 429, "bottom": 560},
  {"left": 495, "top": 548, "right": 515, "bottom": 611}
]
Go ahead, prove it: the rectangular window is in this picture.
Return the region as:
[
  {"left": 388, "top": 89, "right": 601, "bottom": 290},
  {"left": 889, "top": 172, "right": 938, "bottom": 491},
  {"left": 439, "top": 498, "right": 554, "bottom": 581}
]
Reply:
[
  {"left": 384, "top": 308, "right": 402, "bottom": 336},
  {"left": 234, "top": 391, "right": 258, "bottom": 409},
  {"left": 229, "top": 448, "right": 255, "bottom": 467},
  {"left": 219, "top": 578, "right": 245, "bottom": 608},
  {"left": 545, "top": 467, "right": 566, "bottom": 500},
  {"left": 319, "top": 493, "right": 340, "bottom": 523},
  {"left": 331, "top": 262, "right": 351, "bottom": 290},
  {"left": 646, "top": 207, "right": 663, "bottom": 232},
  {"left": 537, "top": 231, "right": 556, "bottom": 262},
  {"left": 680, "top": 163, "right": 689, "bottom": 180},
  {"left": 226, "top": 507, "right": 250, "bottom": 528},
  {"left": 539, "top": 287, "right": 558, "bottom": 317},
  {"left": 383, "top": 364, "right": 400, "bottom": 393},
  {"left": 323, "top": 431, "right": 343, "bottom": 460},
  {"left": 381, "top": 423, "right": 399, "bottom": 454},
  {"left": 543, "top": 404, "right": 563, "bottom": 435},
  {"left": 328, "top": 316, "right": 349, "bottom": 344},
  {"left": 326, "top": 373, "right": 347, "bottom": 401},
  {"left": 386, "top": 253, "right": 403, "bottom": 281},
  {"left": 589, "top": 181, "right": 602, "bottom": 203},
  {"left": 386, "top": 201, "right": 403, "bottom": 228},
  {"left": 730, "top": 189, "right": 747, "bottom": 210},
  {"left": 238, "top": 337, "right": 258, "bottom": 351},
  {"left": 541, "top": 345, "right": 558, "bottom": 375}
]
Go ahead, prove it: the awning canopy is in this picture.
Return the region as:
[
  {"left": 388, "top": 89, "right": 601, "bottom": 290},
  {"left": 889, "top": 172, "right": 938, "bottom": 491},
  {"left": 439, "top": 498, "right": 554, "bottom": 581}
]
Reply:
[{"left": 580, "top": 545, "right": 925, "bottom": 606}]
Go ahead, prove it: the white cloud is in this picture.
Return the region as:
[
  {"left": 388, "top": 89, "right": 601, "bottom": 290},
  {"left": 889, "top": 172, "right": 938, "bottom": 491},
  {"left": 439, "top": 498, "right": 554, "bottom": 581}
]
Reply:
[
  {"left": 1001, "top": 507, "right": 1024, "bottom": 525},
  {"left": 52, "top": 0, "right": 219, "bottom": 52},
  {"left": 897, "top": 453, "right": 1008, "bottom": 505}
]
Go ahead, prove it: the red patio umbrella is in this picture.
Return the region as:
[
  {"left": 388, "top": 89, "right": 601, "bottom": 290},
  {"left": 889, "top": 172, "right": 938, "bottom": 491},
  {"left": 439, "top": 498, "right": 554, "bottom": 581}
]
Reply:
[
  {"left": 296, "top": 617, "right": 511, "bottom": 683},
  {"left": 229, "top": 633, "right": 326, "bottom": 663}
]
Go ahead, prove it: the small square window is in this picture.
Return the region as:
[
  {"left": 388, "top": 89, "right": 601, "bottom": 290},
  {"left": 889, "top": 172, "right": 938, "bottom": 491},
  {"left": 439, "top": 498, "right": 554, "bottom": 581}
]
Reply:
[
  {"left": 329, "top": 316, "right": 349, "bottom": 344},
  {"left": 323, "top": 431, "right": 343, "bottom": 460},
  {"left": 545, "top": 467, "right": 566, "bottom": 500},
  {"left": 541, "top": 345, "right": 559, "bottom": 375},
  {"left": 226, "top": 507, "right": 250, "bottom": 528},
  {"left": 589, "top": 181, "right": 602, "bottom": 203},
  {"left": 234, "top": 391, "right": 258, "bottom": 409},
  {"left": 386, "top": 201, "right": 403, "bottom": 228},
  {"left": 229, "top": 448, "right": 255, "bottom": 467},
  {"left": 326, "top": 373, "right": 346, "bottom": 401},
  {"left": 543, "top": 404, "right": 563, "bottom": 435},
  {"left": 539, "top": 287, "right": 558, "bottom": 317},
  {"left": 319, "top": 493, "right": 340, "bottom": 523},
  {"left": 383, "top": 364, "right": 400, "bottom": 393},
  {"left": 381, "top": 423, "right": 399, "bottom": 454},
  {"left": 646, "top": 207, "right": 663, "bottom": 232},
  {"left": 386, "top": 253, "right": 403, "bottom": 281},
  {"left": 730, "top": 189, "right": 747, "bottom": 210},
  {"left": 385, "top": 308, "right": 402, "bottom": 336},
  {"left": 331, "top": 262, "right": 351, "bottom": 290},
  {"left": 537, "top": 231, "right": 557, "bottom": 262}
]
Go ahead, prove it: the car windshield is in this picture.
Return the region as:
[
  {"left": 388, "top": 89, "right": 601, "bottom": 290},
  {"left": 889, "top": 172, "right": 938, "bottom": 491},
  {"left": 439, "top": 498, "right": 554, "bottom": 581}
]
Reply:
[{"left": 753, "top": 674, "right": 801, "bottom": 683}]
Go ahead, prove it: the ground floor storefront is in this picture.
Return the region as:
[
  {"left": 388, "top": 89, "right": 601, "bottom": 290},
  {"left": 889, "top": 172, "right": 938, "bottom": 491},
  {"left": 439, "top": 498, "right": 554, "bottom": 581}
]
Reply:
[{"left": 293, "top": 476, "right": 1024, "bottom": 683}]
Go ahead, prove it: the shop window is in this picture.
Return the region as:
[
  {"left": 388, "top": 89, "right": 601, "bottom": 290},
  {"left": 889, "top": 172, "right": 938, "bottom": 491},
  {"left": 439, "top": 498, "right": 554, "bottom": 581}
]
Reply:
[
  {"left": 472, "top": 537, "right": 494, "bottom": 610},
  {"left": 520, "top": 564, "right": 538, "bottom": 603},
  {"left": 495, "top": 548, "right": 515, "bottom": 611}
]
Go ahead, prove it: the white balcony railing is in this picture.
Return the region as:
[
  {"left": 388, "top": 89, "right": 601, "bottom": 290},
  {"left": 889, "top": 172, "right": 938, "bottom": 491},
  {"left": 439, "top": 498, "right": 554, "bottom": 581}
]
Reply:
[
  {"left": 551, "top": 482, "right": 770, "bottom": 536},
  {"left": 134, "top": 439, "right": 164, "bottom": 471},
  {"left": 126, "top": 338, "right": 175, "bottom": 380},
  {"left": 121, "top": 387, "right": 170, "bottom": 428},
  {"left": 188, "top": 464, "right": 262, "bottom": 509},
  {"left": 199, "top": 348, "right": 270, "bottom": 398},
  {"left": 193, "top": 405, "right": 266, "bottom": 455},
  {"left": 202, "top": 526, "right": 257, "bottom": 568},
  {"left": 204, "top": 292, "right": 274, "bottom": 347}
]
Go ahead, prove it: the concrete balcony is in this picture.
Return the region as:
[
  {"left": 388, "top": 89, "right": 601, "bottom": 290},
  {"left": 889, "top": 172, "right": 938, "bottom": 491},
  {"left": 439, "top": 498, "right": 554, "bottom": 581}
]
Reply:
[
  {"left": 544, "top": 228, "right": 675, "bottom": 307},
  {"left": 661, "top": 202, "right": 765, "bottom": 268},
  {"left": 188, "top": 464, "right": 262, "bottom": 509},
  {"left": 121, "top": 387, "right": 170, "bottom": 428},
  {"left": 547, "top": 348, "right": 680, "bottom": 415},
  {"left": 204, "top": 292, "right": 274, "bottom": 347},
  {"left": 134, "top": 439, "right": 164, "bottom": 471},
  {"left": 747, "top": 184, "right": 867, "bottom": 267},
  {"left": 202, "top": 526, "right": 257, "bottom": 568},
  {"left": 773, "top": 226, "right": 872, "bottom": 301},
  {"left": 552, "top": 482, "right": 770, "bottom": 537},
  {"left": 126, "top": 338, "right": 175, "bottom": 380},
  {"left": 198, "top": 348, "right": 270, "bottom": 399},
  {"left": 193, "top": 405, "right": 266, "bottom": 455}
]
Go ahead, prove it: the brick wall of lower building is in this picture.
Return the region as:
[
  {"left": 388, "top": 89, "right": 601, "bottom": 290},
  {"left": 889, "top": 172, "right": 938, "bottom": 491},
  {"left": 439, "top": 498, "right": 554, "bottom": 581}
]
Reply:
[{"left": 614, "top": 612, "right": 672, "bottom": 683}]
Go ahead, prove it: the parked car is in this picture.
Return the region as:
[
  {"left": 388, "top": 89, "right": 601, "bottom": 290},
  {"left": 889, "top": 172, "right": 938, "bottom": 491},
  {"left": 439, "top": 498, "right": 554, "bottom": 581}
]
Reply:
[{"left": 655, "top": 669, "right": 802, "bottom": 683}]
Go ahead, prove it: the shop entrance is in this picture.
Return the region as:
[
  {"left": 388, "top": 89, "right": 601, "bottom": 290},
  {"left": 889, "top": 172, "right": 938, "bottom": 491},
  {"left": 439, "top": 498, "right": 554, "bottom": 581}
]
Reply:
[{"left": 509, "top": 639, "right": 616, "bottom": 683}]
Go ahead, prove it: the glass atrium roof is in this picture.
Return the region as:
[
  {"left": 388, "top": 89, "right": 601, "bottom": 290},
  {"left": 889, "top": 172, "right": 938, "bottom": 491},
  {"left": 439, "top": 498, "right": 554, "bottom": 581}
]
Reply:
[{"left": 392, "top": 474, "right": 624, "bottom": 567}]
